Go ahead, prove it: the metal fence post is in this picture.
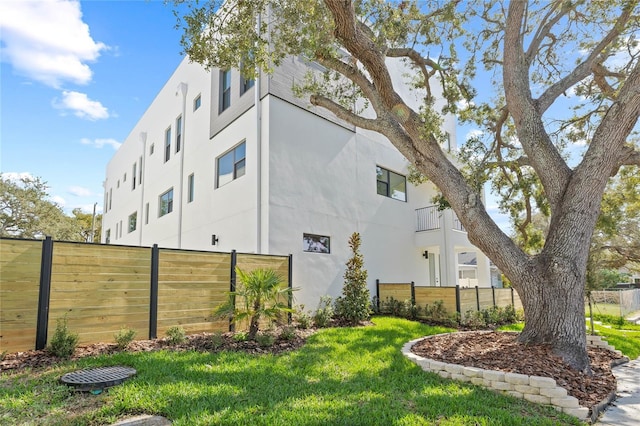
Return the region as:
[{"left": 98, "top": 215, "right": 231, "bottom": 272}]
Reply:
[
  {"left": 492, "top": 286, "right": 496, "bottom": 307},
  {"left": 475, "top": 286, "right": 480, "bottom": 311},
  {"left": 455, "top": 285, "right": 461, "bottom": 315},
  {"left": 410, "top": 281, "right": 415, "bottom": 305},
  {"left": 376, "top": 279, "right": 380, "bottom": 311},
  {"left": 36, "top": 236, "right": 54, "bottom": 350},
  {"left": 229, "top": 250, "right": 237, "bottom": 332},
  {"left": 149, "top": 244, "right": 159, "bottom": 339},
  {"left": 288, "top": 254, "right": 293, "bottom": 324}
]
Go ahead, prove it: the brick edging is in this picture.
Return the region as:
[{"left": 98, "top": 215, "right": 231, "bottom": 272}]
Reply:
[{"left": 402, "top": 332, "right": 629, "bottom": 423}]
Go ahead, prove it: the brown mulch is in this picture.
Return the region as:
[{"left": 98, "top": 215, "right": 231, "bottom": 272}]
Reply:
[
  {"left": 411, "top": 331, "right": 624, "bottom": 410},
  {"left": 0, "top": 328, "right": 315, "bottom": 373}
]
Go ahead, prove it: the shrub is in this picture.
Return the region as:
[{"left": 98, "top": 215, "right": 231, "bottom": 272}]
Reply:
[
  {"left": 114, "top": 327, "right": 137, "bottom": 350},
  {"left": 293, "top": 305, "right": 312, "bottom": 329},
  {"left": 165, "top": 326, "right": 187, "bottom": 345},
  {"left": 256, "top": 332, "right": 276, "bottom": 347},
  {"left": 461, "top": 310, "right": 486, "bottom": 329},
  {"left": 313, "top": 295, "right": 334, "bottom": 328},
  {"left": 233, "top": 331, "right": 249, "bottom": 342},
  {"left": 334, "top": 232, "right": 371, "bottom": 325},
  {"left": 210, "top": 332, "right": 224, "bottom": 350},
  {"left": 423, "top": 300, "right": 458, "bottom": 327},
  {"left": 48, "top": 315, "right": 79, "bottom": 359},
  {"left": 279, "top": 325, "right": 297, "bottom": 341}
]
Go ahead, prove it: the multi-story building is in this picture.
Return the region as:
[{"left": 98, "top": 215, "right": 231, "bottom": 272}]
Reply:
[{"left": 102, "top": 54, "right": 493, "bottom": 308}]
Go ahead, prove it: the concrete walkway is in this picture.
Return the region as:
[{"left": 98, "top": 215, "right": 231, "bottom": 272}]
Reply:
[{"left": 595, "top": 357, "right": 640, "bottom": 425}]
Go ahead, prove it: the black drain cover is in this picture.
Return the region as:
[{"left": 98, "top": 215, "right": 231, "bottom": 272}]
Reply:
[{"left": 60, "top": 366, "right": 136, "bottom": 391}]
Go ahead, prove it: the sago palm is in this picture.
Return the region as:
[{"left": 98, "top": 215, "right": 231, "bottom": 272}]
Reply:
[{"left": 214, "top": 267, "right": 297, "bottom": 340}]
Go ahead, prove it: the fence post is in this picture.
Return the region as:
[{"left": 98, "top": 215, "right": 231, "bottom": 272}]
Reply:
[
  {"left": 35, "top": 236, "right": 54, "bottom": 350},
  {"left": 475, "top": 286, "right": 480, "bottom": 311},
  {"left": 492, "top": 286, "right": 496, "bottom": 307},
  {"left": 229, "top": 250, "right": 237, "bottom": 332},
  {"left": 288, "top": 254, "right": 293, "bottom": 324},
  {"left": 410, "top": 281, "right": 415, "bottom": 305},
  {"left": 455, "top": 285, "right": 461, "bottom": 315},
  {"left": 149, "top": 244, "right": 159, "bottom": 339},
  {"left": 376, "top": 279, "right": 380, "bottom": 311},
  {"left": 511, "top": 287, "right": 515, "bottom": 307}
]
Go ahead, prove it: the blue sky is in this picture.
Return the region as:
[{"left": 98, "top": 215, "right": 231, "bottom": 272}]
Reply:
[
  {"left": 0, "top": 0, "right": 511, "bottom": 230},
  {"left": 1, "top": 0, "right": 185, "bottom": 214}
]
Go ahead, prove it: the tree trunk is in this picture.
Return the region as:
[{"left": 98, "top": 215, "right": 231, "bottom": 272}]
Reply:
[{"left": 516, "top": 266, "right": 591, "bottom": 374}]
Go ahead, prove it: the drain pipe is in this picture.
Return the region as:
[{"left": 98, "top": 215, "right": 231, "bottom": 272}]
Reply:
[
  {"left": 255, "top": 12, "right": 262, "bottom": 254},
  {"left": 176, "top": 82, "right": 188, "bottom": 249}
]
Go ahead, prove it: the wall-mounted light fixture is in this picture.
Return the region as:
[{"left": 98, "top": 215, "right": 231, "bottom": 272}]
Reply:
[
  {"left": 211, "top": 234, "right": 219, "bottom": 246},
  {"left": 422, "top": 250, "right": 429, "bottom": 259}
]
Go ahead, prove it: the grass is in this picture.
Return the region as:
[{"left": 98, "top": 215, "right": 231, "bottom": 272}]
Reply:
[
  {"left": 586, "top": 302, "right": 640, "bottom": 320},
  {"left": 0, "top": 317, "right": 583, "bottom": 426}
]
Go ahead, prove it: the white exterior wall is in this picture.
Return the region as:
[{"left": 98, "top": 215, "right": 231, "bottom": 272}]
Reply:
[{"left": 103, "top": 55, "right": 493, "bottom": 312}]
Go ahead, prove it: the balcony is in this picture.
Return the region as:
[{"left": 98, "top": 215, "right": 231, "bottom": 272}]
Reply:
[{"left": 416, "top": 205, "right": 466, "bottom": 233}]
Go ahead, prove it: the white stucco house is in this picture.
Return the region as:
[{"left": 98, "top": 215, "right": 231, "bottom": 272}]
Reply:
[{"left": 101, "top": 53, "right": 493, "bottom": 308}]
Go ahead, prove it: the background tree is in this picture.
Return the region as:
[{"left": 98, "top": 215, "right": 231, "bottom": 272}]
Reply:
[
  {"left": 174, "top": 0, "right": 640, "bottom": 372},
  {"left": 71, "top": 208, "right": 102, "bottom": 243},
  {"left": 0, "top": 174, "right": 81, "bottom": 240},
  {"left": 335, "top": 232, "right": 371, "bottom": 325}
]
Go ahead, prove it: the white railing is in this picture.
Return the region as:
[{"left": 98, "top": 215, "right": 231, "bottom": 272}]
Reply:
[
  {"left": 452, "top": 215, "right": 466, "bottom": 232},
  {"left": 416, "top": 205, "right": 440, "bottom": 231}
]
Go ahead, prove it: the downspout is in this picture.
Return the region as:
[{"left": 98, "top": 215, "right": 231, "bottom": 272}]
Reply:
[
  {"left": 177, "top": 82, "right": 188, "bottom": 249},
  {"left": 139, "top": 132, "right": 147, "bottom": 246},
  {"left": 255, "top": 12, "right": 262, "bottom": 254}
]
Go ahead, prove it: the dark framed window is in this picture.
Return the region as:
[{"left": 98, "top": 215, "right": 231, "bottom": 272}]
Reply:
[
  {"left": 193, "top": 94, "right": 202, "bottom": 111},
  {"left": 145, "top": 203, "right": 149, "bottom": 224},
  {"left": 150, "top": 143, "right": 155, "bottom": 155},
  {"left": 303, "top": 233, "right": 330, "bottom": 254},
  {"left": 164, "top": 127, "right": 171, "bottom": 162},
  {"left": 216, "top": 142, "right": 246, "bottom": 187},
  {"left": 132, "top": 162, "right": 137, "bottom": 190},
  {"left": 159, "top": 188, "right": 174, "bottom": 217},
  {"left": 176, "top": 115, "right": 182, "bottom": 153},
  {"left": 139, "top": 156, "right": 143, "bottom": 184},
  {"left": 105, "top": 229, "right": 111, "bottom": 244},
  {"left": 128, "top": 212, "right": 137, "bottom": 233},
  {"left": 219, "top": 70, "right": 231, "bottom": 113},
  {"left": 187, "top": 173, "right": 195, "bottom": 203},
  {"left": 376, "top": 166, "right": 407, "bottom": 201}
]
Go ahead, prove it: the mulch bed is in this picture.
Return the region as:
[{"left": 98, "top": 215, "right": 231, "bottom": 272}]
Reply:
[{"left": 411, "top": 331, "right": 624, "bottom": 410}]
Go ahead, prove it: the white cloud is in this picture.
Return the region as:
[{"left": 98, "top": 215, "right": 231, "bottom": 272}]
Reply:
[
  {"left": 51, "top": 195, "right": 66, "bottom": 207},
  {"left": 0, "top": 0, "right": 107, "bottom": 88},
  {"left": 1, "top": 171, "right": 36, "bottom": 182},
  {"left": 465, "top": 129, "right": 484, "bottom": 141},
  {"left": 54, "top": 91, "right": 109, "bottom": 120},
  {"left": 80, "top": 137, "right": 121, "bottom": 150},
  {"left": 67, "top": 186, "right": 93, "bottom": 197}
]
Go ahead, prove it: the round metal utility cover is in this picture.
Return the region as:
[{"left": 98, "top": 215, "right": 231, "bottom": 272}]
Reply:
[{"left": 60, "top": 366, "right": 136, "bottom": 391}]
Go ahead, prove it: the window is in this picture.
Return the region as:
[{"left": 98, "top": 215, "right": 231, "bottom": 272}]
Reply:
[
  {"left": 303, "top": 234, "right": 330, "bottom": 254},
  {"left": 175, "top": 115, "right": 182, "bottom": 153},
  {"left": 219, "top": 69, "right": 231, "bottom": 113},
  {"left": 159, "top": 188, "right": 174, "bottom": 217},
  {"left": 150, "top": 143, "right": 155, "bottom": 155},
  {"left": 123, "top": 173, "right": 126, "bottom": 182},
  {"left": 105, "top": 229, "right": 111, "bottom": 244},
  {"left": 104, "top": 191, "right": 108, "bottom": 212},
  {"left": 145, "top": 202, "right": 149, "bottom": 224},
  {"left": 164, "top": 127, "right": 171, "bottom": 162},
  {"left": 119, "top": 220, "right": 123, "bottom": 238},
  {"left": 109, "top": 188, "right": 112, "bottom": 210},
  {"left": 117, "top": 179, "right": 120, "bottom": 188},
  {"left": 132, "top": 163, "right": 137, "bottom": 190},
  {"left": 188, "top": 173, "right": 195, "bottom": 203},
  {"left": 376, "top": 166, "right": 407, "bottom": 201},
  {"left": 138, "top": 156, "right": 143, "bottom": 184},
  {"left": 115, "top": 222, "right": 119, "bottom": 240},
  {"left": 240, "top": 76, "right": 254, "bottom": 95},
  {"left": 128, "top": 212, "right": 137, "bottom": 233},
  {"left": 193, "top": 94, "right": 201, "bottom": 111},
  {"left": 217, "top": 142, "right": 246, "bottom": 187}
]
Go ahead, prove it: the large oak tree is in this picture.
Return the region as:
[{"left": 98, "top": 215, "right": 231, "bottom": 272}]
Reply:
[{"left": 174, "top": 0, "right": 640, "bottom": 372}]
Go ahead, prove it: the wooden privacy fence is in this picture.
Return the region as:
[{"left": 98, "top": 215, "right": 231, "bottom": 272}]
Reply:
[
  {"left": 376, "top": 280, "right": 522, "bottom": 315},
  {"left": 0, "top": 237, "right": 291, "bottom": 354}
]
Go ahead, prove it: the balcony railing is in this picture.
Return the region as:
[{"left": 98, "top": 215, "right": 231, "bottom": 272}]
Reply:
[
  {"left": 416, "top": 205, "right": 467, "bottom": 233},
  {"left": 416, "top": 206, "right": 440, "bottom": 231}
]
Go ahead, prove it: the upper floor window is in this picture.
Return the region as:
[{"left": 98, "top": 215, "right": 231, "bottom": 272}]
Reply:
[
  {"left": 219, "top": 70, "right": 231, "bottom": 113},
  {"left": 159, "top": 188, "right": 174, "bottom": 217},
  {"left": 105, "top": 229, "right": 111, "bottom": 244},
  {"left": 164, "top": 127, "right": 171, "bottom": 162},
  {"left": 217, "top": 141, "right": 246, "bottom": 188},
  {"left": 138, "top": 156, "right": 143, "bottom": 184},
  {"left": 109, "top": 188, "right": 113, "bottom": 210},
  {"left": 128, "top": 211, "right": 137, "bottom": 233},
  {"left": 176, "top": 115, "right": 182, "bottom": 153},
  {"left": 193, "top": 94, "right": 202, "bottom": 111},
  {"left": 132, "top": 162, "right": 137, "bottom": 190},
  {"left": 150, "top": 143, "right": 155, "bottom": 155},
  {"left": 187, "top": 173, "right": 195, "bottom": 203},
  {"left": 376, "top": 166, "right": 407, "bottom": 202}
]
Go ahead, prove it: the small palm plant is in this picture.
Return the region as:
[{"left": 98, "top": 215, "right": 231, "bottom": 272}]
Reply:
[{"left": 214, "top": 267, "right": 297, "bottom": 340}]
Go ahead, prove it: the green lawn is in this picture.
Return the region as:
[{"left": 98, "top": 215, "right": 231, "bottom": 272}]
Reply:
[{"left": 0, "top": 317, "right": 582, "bottom": 426}]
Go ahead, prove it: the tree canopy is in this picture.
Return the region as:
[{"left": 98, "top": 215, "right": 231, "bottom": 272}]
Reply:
[{"left": 174, "top": 0, "right": 640, "bottom": 372}]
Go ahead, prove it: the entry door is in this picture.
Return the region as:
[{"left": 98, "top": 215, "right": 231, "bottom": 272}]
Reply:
[{"left": 429, "top": 254, "right": 439, "bottom": 286}]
